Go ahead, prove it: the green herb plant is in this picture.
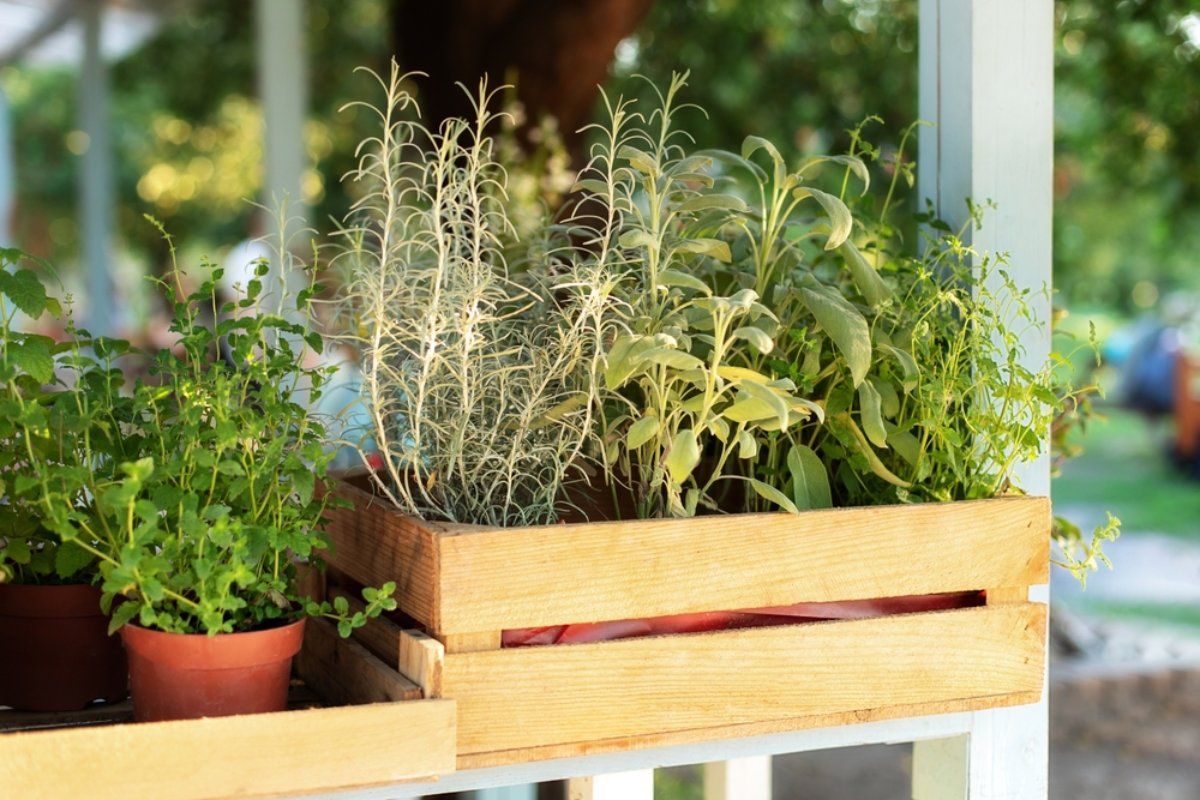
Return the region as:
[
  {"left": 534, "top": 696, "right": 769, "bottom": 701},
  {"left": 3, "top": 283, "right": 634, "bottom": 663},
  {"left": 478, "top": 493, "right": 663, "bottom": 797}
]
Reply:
[
  {"left": 570, "top": 73, "right": 824, "bottom": 517},
  {"left": 0, "top": 256, "right": 141, "bottom": 585},
  {"left": 30, "top": 226, "right": 394, "bottom": 636}
]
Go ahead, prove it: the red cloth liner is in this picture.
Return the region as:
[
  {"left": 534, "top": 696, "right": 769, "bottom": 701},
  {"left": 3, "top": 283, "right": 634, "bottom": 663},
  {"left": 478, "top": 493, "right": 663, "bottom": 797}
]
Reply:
[{"left": 502, "top": 591, "right": 985, "bottom": 647}]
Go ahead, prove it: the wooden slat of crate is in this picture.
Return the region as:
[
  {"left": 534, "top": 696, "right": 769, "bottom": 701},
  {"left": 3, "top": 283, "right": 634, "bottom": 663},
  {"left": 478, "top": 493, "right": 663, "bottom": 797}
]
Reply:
[
  {"left": 441, "top": 603, "right": 1044, "bottom": 760},
  {"left": 323, "top": 486, "right": 1049, "bottom": 634},
  {"left": 0, "top": 699, "right": 456, "bottom": 800}
]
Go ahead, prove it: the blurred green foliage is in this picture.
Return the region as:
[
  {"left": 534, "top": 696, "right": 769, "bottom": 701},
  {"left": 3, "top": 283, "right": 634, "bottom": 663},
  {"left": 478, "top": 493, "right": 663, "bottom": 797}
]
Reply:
[{"left": 4, "top": 0, "right": 1199, "bottom": 314}]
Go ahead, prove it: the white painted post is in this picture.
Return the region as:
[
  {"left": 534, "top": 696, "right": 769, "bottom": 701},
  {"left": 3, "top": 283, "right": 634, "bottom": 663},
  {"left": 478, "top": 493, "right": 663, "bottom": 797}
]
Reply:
[
  {"left": 914, "top": 1, "right": 1053, "bottom": 798},
  {"left": 78, "top": 0, "right": 115, "bottom": 336},
  {"left": 704, "top": 756, "right": 772, "bottom": 800},
  {"left": 567, "top": 770, "right": 654, "bottom": 800},
  {"left": 254, "top": 0, "right": 308, "bottom": 235}
]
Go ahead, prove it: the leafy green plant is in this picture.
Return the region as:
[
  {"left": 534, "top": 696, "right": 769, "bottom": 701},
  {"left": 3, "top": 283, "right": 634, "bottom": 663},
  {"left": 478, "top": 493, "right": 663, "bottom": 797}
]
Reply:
[
  {"left": 26, "top": 227, "right": 394, "bottom": 635},
  {"left": 569, "top": 74, "right": 822, "bottom": 517},
  {"left": 0, "top": 255, "right": 141, "bottom": 585}
]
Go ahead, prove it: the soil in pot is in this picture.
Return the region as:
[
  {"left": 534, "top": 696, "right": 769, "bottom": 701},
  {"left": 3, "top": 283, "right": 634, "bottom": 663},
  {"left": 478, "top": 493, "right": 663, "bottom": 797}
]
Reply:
[
  {"left": 120, "top": 618, "right": 305, "bottom": 722},
  {"left": 0, "top": 583, "right": 129, "bottom": 712}
]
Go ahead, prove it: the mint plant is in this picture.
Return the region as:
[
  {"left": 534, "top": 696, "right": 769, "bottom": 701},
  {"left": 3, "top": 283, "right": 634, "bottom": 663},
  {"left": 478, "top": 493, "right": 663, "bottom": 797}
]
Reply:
[
  {"left": 0, "top": 254, "right": 140, "bottom": 585},
  {"left": 30, "top": 227, "right": 394, "bottom": 635}
]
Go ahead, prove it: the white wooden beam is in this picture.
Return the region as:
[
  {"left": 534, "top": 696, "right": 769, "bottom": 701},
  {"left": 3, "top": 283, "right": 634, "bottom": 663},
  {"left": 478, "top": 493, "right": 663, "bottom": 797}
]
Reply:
[
  {"left": 914, "top": 1, "right": 1053, "bottom": 798},
  {"left": 77, "top": 0, "right": 115, "bottom": 336},
  {"left": 704, "top": 756, "right": 771, "bottom": 800},
  {"left": 254, "top": 0, "right": 308, "bottom": 233},
  {"left": 568, "top": 770, "right": 654, "bottom": 800}
]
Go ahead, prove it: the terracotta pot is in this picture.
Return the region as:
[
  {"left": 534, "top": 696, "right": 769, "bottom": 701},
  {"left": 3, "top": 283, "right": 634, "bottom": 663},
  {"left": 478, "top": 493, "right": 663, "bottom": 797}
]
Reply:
[
  {"left": 120, "top": 618, "right": 305, "bottom": 722},
  {"left": 0, "top": 583, "right": 128, "bottom": 711}
]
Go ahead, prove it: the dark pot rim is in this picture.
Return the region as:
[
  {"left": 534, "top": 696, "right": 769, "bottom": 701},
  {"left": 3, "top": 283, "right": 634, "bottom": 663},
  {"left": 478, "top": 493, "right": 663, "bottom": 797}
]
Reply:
[{"left": 0, "top": 582, "right": 105, "bottom": 619}]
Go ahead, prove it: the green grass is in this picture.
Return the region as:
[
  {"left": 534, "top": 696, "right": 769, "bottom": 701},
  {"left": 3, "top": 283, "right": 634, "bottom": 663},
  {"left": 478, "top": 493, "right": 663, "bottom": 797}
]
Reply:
[
  {"left": 1076, "top": 600, "right": 1200, "bottom": 631},
  {"left": 1053, "top": 406, "right": 1200, "bottom": 540}
]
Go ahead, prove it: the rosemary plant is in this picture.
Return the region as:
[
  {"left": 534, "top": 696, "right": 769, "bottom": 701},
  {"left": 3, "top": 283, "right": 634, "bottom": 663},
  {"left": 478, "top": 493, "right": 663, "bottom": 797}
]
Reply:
[{"left": 335, "top": 63, "right": 613, "bottom": 526}]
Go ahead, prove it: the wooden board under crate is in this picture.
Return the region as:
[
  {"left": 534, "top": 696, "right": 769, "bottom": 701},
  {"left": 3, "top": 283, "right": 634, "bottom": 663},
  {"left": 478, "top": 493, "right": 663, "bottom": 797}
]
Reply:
[
  {"left": 324, "top": 481, "right": 1050, "bottom": 769},
  {"left": 0, "top": 617, "right": 456, "bottom": 800}
]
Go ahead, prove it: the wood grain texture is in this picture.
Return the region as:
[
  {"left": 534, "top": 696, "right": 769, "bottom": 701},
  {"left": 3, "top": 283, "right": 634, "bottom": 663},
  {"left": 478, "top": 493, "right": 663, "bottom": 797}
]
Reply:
[
  {"left": 443, "top": 603, "right": 1046, "bottom": 757},
  {"left": 457, "top": 689, "right": 1041, "bottom": 770},
  {"left": 323, "top": 484, "right": 1048, "bottom": 636},
  {"left": 294, "top": 617, "right": 422, "bottom": 706},
  {"left": 436, "top": 496, "right": 1050, "bottom": 633},
  {"left": 400, "top": 629, "right": 445, "bottom": 698},
  {"left": 321, "top": 480, "right": 447, "bottom": 629},
  {"left": 0, "top": 699, "right": 456, "bottom": 800}
]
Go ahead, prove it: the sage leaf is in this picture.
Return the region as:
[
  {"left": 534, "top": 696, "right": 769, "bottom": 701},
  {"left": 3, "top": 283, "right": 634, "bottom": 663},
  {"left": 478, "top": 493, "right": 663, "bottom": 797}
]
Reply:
[
  {"left": 795, "top": 187, "right": 853, "bottom": 250},
  {"left": 665, "top": 429, "right": 701, "bottom": 484},
  {"left": 787, "top": 444, "right": 832, "bottom": 509},
  {"left": 877, "top": 343, "right": 918, "bottom": 391},
  {"left": 617, "top": 144, "right": 657, "bottom": 174},
  {"left": 858, "top": 380, "right": 889, "bottom": 449},
  {"left": 841, "top": 239, "right": 890, "bottom": 306},
  {"left": 731, "top": 325, "right": 774, "bottom": 354},
  {"left": 723, "top": 396, "right": 779, "bottom": 423},
  {"left": 627, "top": 415, "right": 661, "bottom": 449},
  {"left": 737, "top": 429, "right": 757, "bottom": 459},
  {"left": 678, "top": 238, "right": 732, "bottom": 263},
  {"left": 800, "top": 285, "right": 871, "bottom": 387},
  {"left": 656, "top": 269, "right": 711, "bottom": 294},
  {"left": 749, "top": 478, "right": 800, "bottom": 514},
  {"left": 838, "top": 414, "right": 912, "bottom": 488},
  {"left": 678, "top": 194, "right": 750, "bottom": 213},
  {"left": 799, "top": 154, "right": 871, "bottom": 194},
  {"left": 887, "top": 428, "right": 921, "bottom": 466}
]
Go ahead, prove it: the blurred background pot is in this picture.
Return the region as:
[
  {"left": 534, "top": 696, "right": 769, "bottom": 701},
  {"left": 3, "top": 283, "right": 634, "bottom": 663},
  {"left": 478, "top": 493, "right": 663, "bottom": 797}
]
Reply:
[{"left": 0, "top": 583, "right": 128, "bottom": 712}]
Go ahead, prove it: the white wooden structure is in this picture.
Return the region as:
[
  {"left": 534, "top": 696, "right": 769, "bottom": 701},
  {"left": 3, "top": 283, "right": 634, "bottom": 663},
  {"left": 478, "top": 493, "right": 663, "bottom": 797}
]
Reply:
[
  {"left": 1, "top": 0, "right": 1053, "bottom": 797},
  {"left": 319, "top": 1, "right": 1055, "bottom": 797}
]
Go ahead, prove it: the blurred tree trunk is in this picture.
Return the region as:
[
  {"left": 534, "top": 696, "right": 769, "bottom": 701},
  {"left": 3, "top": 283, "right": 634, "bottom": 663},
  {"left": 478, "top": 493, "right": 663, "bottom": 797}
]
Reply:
[{"left": 392, "top": 0, "right": 654, "bottom": 156}]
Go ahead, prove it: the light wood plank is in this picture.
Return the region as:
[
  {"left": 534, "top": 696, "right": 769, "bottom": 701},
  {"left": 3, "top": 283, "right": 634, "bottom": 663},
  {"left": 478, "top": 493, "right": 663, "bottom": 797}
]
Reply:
[
  {"left": 443, "top": 604, "right": 1045, "bottom": 757},
  {"left": 321, "top": 480, "right": 446, "bottom": 629},
  {"left": 457, "top": 689, "right": 1039, "bottom": 771},
  {"left": 0, "top": 699, "right": 456, "bottom": 800},
  {"left": 436, "top": 497, "right": 1049, "bottom": 633},
  {"left": 442, "top": 630, "right": 503, "bottom": 653},
  {"left": 985, "top": 587, "right": 1028, "bottom": 605},
  {"left": 294, "top": 617, "right": 421, "bottom": 706},
  {"left": 399, "top": 629, "right": 445, "bottom": 698}
]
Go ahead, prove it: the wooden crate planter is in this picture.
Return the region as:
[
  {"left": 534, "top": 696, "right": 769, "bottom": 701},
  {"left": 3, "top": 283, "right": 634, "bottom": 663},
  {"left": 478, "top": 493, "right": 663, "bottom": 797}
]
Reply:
[
  {"left": 0, "top": 616, "right": 455, "bottom": 800},
  {"left": 324, "top": 481, "right": 1049, "bottom": 769}
]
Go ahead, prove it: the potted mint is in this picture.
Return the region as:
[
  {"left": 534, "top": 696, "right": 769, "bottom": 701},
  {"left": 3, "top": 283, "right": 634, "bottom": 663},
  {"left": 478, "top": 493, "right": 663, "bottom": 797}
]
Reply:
[
  {"left": 38, "top": 237, "right": 395, "bottom": 722},
  {"left": 0, "top": 258, "right": 129, "bottom": 711}
]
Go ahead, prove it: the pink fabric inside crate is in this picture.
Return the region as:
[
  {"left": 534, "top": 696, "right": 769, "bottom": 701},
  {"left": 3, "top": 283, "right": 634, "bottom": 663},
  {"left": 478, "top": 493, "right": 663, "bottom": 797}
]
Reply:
[{"left": 502, "top": 591, "right": 986, "bottom": 647}]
